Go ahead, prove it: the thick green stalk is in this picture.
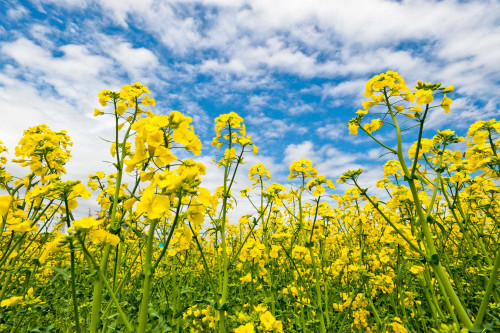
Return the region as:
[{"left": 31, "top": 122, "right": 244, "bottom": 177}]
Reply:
[
  {"left": 64, "top": 196, "right": 81, "bottom": 333},
  {"left": 69, "top": 248, "right": 81, "bottom": 333},
  {"left": 100, "top": 241, "right": 145, "bottom": 320},
  {"left": 386, "top": 93, "right": 472, "bottom": 328},
  {"left": 79, "top": 237, "right": 133, "bottom": 332},
  {"left": 90, "top": 99, "right": 138, "bottom": 333},
  {"left": 473, "top": 245, "right": 500, "bottom": 328},
  {"left": 217, "top": 126, "right": 246, "bottom": 333},
  {"left": 218, "top": 185, "right": 229, "bottom": 333},
  {"left": 308, "top": 246, "right": 327, "bottom": 333},
  {"left": 188, "top": 221, "right": 219, "bottom": 302},
  {"left": 89, "top": 268, "right": 104, "bottom": 333},
  {"left": 137, "top": 219, "right": 158, "bottom": 333}
]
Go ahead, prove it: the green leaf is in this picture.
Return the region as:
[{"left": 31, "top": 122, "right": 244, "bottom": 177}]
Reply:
[{"left": 47, "top": 266, "right": 70, "bottom": 280}]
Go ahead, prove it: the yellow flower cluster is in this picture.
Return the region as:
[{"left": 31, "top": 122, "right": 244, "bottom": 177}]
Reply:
[
  {"left": 288, "top": 158, "right": 317, "bottom": 180},
  {"left": 349, "top": 71, "right": 454, "bottom": 134},
  {"left": 212, "top": 112, "right": 258, "bottom": 156},
  {"left": 12, "top": 124, "right": 72, "bottom": 183},
  {"left": 1, "top": 77, "right": 499, "bottom": 333},
  {"left": 249, "top": 163, "right": 271, "bottom": 186}
]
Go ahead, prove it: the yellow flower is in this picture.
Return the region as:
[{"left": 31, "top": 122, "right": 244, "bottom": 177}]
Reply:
[
  {"left": 155, "top": 146, "right": 178, "bottom": 166},
  {"left": 348, "top": 123, "right": 359, "bottom": 135},
  {"left": 14, "top": 124, "right": 72, "bottom": 183},
  {"left": 137, "top": 186, "right": 171, "bottom": 219},
  {"left": 274, "top": 321, "right": 284, "bottom": 333},
  {"left": 68, "top": 216, "right": 102, "bottom": 233},
  {"left": 415, "top": 89, "right": 434, "bottom": 105},
  {"left": 288, "top": 159, "right": 317, "bottom": 179},
  {"left": 197, "top": 188, "right": 213, "bottom": 207},
  {"left": 260, "top": 311, "right": 276, "bottom": 331},
  {"left": 123, "top": 197, "right": 137, "bottom": 210},
  {"left": 39, "top": 233, "right": 69, "bottom": 264},
  {"left": 363, "top": 119, "right": 383, "bottom": 134},
  {"left": 390, "top": 317, "right": 408, "bottom": 333},
  {"left": 438, "top": 129, "right": 455, "bottom": 136},
  {"left": 235, "top": 323, "right": 255, "bottom": 333},
  {"left": 254, "top": 304, "right": 267, "bottom": 312},
  {"left": 8, "top": 220, "right": 38, "bottom": 233},
  {"left": 1, "top": 295, "right": 23, "bottom": 308},
  {"left": 0, "top": 194, "right": 13, "bottom": 215},
  {"left": 186, "top": 198, "right": 205, "bottom": 228},
  {"left": 115, "top": 101, "right": 127, "bottom": 115},
  {"left": 173, "top": 123, "right": 202, "bottom": 156},
  {"left": 249, "top": 163, "right": 271, "bottom": 185},
  {"left": 90, "top": 229, "right": 120, "bottom": 246},
  {"left": 410, "top": 265, "right": 425, "bottom": 275},
  {"left": 240, "top": 273, "right": 252, "bottom": 283},
  {"left": 148, "top": 195, "right": 171, "bottom": 219},
  {"left": 362, "top": 101, "right": 374, "bottom": 110},
  {"left": 441, "top": 94, "right": 452, "bottom": 113}
]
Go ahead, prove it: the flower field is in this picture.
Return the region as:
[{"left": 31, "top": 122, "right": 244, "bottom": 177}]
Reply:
[{"left": 0, "top": 71, "right": 499, "bottom": 332}]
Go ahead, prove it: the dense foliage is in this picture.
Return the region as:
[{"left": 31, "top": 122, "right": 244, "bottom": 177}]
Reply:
[{"left": 0, "top": 72, "right": 499, "bottom": 332}]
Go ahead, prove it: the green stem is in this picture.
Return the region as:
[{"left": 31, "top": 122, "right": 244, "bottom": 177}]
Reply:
[
  {"left": 90, "top": 99, "right": 138, "bottom": 333},
  {"left": 137, "top": 219, "right": 159, "bottom": 333},
  {"left": 308, "top": 246, "right": 327, "bottom": 333},
  {"left": 79, "top": 236, "right": 134, "bottom": 332},
  {"left": 100, "top": 240, "right": 146, "bottom": 320},
  {"left": 410, "top": 104, "right": 430, "bottom": 177},
  {"left": 69, "top": 248, "right": 81, "bottom": 333},
  {"left": 473, "top": 244, "right": 500, "bottom": 328},
  {"left": 64, "top": 195, "right": 81, "bottom": 333},
  {"left": 385, "top": 91, "right": 472, "bottom": 328}
]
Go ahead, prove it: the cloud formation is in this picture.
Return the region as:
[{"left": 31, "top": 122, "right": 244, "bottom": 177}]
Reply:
[{"left": 0, "top": 0, "right": 498, "bottom": 217}]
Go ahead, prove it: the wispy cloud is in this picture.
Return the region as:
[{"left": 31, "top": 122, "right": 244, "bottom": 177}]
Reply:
[{"left": 0, "top": 0, "right": 499, "bottom": 218}]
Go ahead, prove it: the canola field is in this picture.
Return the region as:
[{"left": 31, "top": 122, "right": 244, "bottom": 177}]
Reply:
[{"left": 0, "top": 71, "right": 499, "bottom": 332}]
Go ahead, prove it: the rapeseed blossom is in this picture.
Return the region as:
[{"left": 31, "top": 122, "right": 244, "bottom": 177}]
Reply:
[{"left": 0, "top": 77, "right": 498, "bottom": 333}]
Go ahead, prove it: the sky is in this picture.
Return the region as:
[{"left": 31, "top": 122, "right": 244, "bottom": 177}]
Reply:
[{"left": 0, "top": 0, "right": 499, "bottom": 218}]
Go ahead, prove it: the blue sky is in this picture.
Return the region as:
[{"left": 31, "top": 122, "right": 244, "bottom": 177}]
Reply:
[{"left": 1, "top": 0, "right": 499, "bottom": 216}]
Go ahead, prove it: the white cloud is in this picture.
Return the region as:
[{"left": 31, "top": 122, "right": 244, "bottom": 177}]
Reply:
[
  {"left": 0, "top": 74, "right": 115, "bottom": 217},
  {"left": 244, "top": 94, "right": 270, "bottom": 112},
  {"left": 2, "top": 0, "right": 499, "bottom": 219},
  {"left": 288, "top": 103, "right": 314, "bottom": 115},
  {"left": 246, "top": 115, "right": 308, "bottom": 139},
  {"left": 200, "top": 58, "right": 247, "bottom": 75},
  {"left": 32, "top": 0, "right": 90, "bottom": 9},
  {"left": 284, "top": 141, "right": 318, "bottom": 165},
  {"left": 28, "top": 24, "right": 56, "bottom": 48},
  {"left": 1, "top": 37, "right": 115, "bottom": 104},
  {"left": 315, "top": 123, "right": 345, "bottom": 140},
  {"left": 28, "top": 0, "right": 496, "bottom": 118},
  {"left": 7, "top": 6, "right": 29, "bottom": 20},
  {"left": 103, "top": 41, "right": 159, "bottom": 79},
  {"left": 321, "top": 79, "right": 365, "bottom": 99},
  {"left": 0, "top": 36, "right": 164, "bottom": 217}
]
